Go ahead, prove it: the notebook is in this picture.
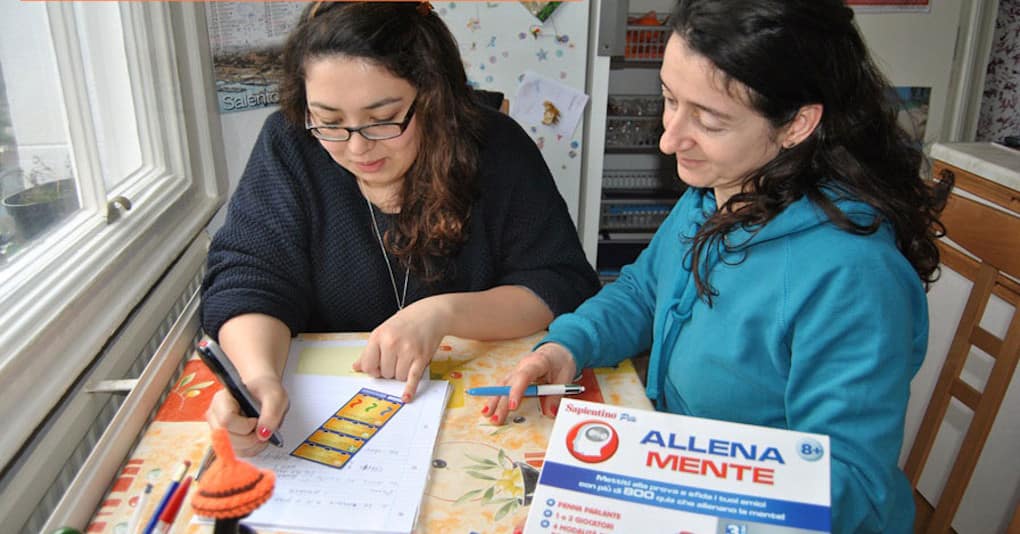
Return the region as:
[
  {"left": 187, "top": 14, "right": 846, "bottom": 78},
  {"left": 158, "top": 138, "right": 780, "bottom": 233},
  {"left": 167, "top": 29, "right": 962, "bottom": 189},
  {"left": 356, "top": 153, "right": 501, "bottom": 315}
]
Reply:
[{"left": 241, "top": 338, "right": 449, "bottom": 533}]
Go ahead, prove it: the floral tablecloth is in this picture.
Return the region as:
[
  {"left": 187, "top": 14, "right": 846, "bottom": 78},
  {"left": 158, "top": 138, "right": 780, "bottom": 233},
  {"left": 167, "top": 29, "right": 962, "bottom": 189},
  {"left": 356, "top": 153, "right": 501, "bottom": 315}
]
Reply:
[{"left": 86, "top": 332, "right": 652, "bottom": 534}]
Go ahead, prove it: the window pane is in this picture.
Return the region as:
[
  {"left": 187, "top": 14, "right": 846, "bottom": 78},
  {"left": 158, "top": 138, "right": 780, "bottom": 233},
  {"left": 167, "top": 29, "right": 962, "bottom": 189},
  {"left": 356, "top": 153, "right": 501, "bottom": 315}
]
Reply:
[
  {"left": 0, "top": 3, "right": 80, "bottom": 265},
  {"left": 0, "top": 3, "right": 223, "bottom": 503},
  {"left": 74, "top": 3, "right": 141, "bottom": 191}
]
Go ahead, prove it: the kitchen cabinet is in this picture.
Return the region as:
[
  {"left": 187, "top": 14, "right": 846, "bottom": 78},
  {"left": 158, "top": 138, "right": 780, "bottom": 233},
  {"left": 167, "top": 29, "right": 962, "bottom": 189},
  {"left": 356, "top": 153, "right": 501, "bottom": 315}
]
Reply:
[
  {"left": 903, "top": 141, "right": 1020, "bottom": 534},
  {"left": 593, "top": 10, "right": 683, "bottom": 282}
]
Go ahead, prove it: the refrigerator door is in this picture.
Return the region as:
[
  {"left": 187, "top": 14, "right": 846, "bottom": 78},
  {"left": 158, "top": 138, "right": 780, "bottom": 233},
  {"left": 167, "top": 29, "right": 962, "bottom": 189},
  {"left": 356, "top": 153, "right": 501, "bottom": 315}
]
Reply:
[{"left": 440, "top": 2, "right": 593, "bottom": 226}]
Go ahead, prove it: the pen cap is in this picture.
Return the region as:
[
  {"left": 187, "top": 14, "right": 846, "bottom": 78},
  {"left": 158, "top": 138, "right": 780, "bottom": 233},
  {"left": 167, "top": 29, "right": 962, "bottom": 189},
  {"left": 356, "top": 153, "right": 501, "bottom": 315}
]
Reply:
[{"left": 191, "top": 429, "right": 276, "bottom": 519}]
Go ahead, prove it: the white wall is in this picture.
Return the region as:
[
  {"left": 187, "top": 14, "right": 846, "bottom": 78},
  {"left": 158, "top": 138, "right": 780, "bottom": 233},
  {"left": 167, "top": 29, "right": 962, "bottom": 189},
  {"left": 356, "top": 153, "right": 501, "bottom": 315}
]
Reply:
[{"left": 207, "top": 107, "right": 274, "bottom": 233}]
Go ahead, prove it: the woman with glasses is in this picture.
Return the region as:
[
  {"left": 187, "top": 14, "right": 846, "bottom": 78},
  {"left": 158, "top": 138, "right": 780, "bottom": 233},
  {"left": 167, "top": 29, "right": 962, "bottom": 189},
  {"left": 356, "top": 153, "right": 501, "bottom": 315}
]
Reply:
[
  {"left": 202, "top": 1, "right": 599, "bottom": 455},
  {"left": 488, "top": 0, "right": 952, "bottom": 531}
]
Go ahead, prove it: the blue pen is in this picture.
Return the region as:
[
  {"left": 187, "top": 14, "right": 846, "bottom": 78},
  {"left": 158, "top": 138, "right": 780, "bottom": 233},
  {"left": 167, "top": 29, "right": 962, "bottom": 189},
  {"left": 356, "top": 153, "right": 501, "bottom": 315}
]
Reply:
[
  {"left": 465, "top": 384, "right": 585, "bottom": 396},
  {"left": 142, "top": 461, "right": 189, "bottom": 534}
]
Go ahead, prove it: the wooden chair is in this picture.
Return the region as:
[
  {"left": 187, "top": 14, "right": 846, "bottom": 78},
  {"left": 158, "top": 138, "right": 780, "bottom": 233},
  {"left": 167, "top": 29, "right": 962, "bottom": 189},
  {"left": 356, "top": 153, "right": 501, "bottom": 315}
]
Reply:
[{"left": 903, "top": 180, "right": 1020, "bottom": 533}]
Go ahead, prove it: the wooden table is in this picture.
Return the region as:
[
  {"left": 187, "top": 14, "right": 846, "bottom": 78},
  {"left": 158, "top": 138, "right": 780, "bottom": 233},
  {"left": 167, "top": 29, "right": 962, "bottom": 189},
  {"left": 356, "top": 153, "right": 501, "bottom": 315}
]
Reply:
[{"left": 85, "top": 332, "right": 652, "bottom": 533}]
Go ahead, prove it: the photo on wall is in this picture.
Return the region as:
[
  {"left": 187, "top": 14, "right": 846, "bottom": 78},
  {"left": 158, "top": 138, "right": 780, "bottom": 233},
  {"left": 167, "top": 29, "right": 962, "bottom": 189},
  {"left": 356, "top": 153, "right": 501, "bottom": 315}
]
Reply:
[
  {"left": 205, "top": 2, "right": 305, "bottom": 114},
  {"left": 846, "top": 0, "right": 930, "bottom": 12},
  {"left": 889, "top": 86, "right": 931, "bottom": 145}
]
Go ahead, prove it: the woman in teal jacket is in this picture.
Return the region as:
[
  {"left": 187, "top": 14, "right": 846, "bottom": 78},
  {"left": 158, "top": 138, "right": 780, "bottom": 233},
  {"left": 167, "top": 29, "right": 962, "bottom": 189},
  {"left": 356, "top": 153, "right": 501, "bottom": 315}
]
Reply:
[{"left": 487, "top": 0, "right": 952, "bottom": 531}]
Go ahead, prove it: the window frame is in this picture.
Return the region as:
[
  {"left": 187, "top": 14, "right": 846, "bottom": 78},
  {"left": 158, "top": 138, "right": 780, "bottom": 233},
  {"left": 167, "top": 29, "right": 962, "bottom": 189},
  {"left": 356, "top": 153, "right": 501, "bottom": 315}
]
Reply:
[{"left": 0, "top": 2, "right": 225, "bottom": 470}]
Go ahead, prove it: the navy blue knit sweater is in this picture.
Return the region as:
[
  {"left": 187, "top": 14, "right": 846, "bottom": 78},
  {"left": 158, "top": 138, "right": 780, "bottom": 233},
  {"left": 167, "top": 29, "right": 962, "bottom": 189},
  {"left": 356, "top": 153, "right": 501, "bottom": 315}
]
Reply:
[{"left": 202, "top": 107, "right": 599, "bottom": 339}]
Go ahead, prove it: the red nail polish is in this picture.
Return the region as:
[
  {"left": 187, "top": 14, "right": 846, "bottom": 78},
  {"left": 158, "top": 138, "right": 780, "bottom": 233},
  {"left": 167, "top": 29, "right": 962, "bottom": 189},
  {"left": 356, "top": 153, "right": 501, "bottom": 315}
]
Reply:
[
  {"left": 481, "top": 405, "right": 489, "bottom": 415},
  {"left": 509, "top": 399, "right": 518, "bottom": 411},
  {"left": 550, "top": 404, "right": 558, "bottom": 416},
  {"left": 258, "top": 426, "right": 271, "bottom": 439},
  {"left": 490, "top": 415, "right": 499, "bottom": 423},
  {"left": 513, "top": 527, "right": 523, "bottom": 534}
]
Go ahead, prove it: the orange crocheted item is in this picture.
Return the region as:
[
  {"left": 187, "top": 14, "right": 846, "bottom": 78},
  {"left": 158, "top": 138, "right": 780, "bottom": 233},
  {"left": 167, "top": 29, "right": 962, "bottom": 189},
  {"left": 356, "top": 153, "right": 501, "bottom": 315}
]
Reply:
[{"left": 191, "top": 428, "right": 276, "bottom": 520}]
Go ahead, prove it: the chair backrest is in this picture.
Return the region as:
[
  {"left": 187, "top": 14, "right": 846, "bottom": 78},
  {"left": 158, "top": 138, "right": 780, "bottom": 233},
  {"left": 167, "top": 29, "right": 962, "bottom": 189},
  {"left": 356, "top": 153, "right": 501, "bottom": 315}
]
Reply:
[{"left": 903, "top": 181, "right": 1020, "bottom": 533}]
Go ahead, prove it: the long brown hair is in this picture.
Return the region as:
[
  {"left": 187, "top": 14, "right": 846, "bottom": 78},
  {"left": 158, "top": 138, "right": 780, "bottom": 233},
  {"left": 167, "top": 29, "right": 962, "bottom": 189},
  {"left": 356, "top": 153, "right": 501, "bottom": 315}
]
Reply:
[
  {"left": 280, "top": 1, "right": 485, "bottom": 281},
  {"left": 670, "top": 0, "right": 951, "bottom": 301}
]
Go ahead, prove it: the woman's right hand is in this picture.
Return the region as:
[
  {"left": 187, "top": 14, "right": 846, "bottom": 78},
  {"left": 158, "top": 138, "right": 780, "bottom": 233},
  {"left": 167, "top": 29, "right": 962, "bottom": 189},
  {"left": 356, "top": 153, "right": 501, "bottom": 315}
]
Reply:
[
  {"left": 484, "top": 342, "right": 577, "bottom": 425},
  {"left": 205, "top": 374, "right": 289, "bottom": 457},
  {"left": 206, "top": 313, "right": 293, "bottom": 456}
]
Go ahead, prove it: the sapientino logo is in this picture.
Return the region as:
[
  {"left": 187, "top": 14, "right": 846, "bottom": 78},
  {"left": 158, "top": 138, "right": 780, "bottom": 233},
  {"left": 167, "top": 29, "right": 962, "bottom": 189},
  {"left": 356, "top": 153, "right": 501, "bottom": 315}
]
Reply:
[{"left": 565, "top": 420, "right": 619, "bottom": 463}]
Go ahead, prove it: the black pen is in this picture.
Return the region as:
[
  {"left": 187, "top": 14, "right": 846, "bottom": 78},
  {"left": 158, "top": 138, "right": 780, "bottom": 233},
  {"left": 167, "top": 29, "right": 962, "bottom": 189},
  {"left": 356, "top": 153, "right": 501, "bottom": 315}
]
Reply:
[{"left": 196, "top": 338, "right": 284, "bottom": 447}]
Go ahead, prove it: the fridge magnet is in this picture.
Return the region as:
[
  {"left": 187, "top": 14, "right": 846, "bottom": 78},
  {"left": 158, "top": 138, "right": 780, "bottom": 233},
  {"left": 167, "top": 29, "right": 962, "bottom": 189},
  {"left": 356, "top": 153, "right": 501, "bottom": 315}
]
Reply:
[
  {"left": 541, "top": 101, "right": 561, "bottom": 125},
  {"left": 511, "top": 70, "right": 589, "bottom": 138},
  {"left": 520, "top": 1, "right": 561, "bottom": 22},
  {"left": 527, "top": 24, "right": 571, "bottom": 45}
]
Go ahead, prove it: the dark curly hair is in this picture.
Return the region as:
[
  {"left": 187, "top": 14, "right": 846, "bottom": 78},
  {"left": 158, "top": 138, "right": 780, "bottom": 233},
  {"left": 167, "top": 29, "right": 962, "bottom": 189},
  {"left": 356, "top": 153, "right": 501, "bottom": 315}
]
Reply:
[
  {"left": 279, "top": 1, "right": 485, "bottom": 282},
  {"left": 669, "top": 0, "right": 951, "bottom": 301}
]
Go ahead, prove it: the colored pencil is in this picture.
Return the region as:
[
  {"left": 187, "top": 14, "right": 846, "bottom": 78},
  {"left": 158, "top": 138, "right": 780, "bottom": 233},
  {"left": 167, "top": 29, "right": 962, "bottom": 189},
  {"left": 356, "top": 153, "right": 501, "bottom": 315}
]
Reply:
[
  {"left": 151, "top": 476, "right": 192, "bottom": 534},
  {"left": 141, "top": 460, "right": 190, "bottom": 534}
]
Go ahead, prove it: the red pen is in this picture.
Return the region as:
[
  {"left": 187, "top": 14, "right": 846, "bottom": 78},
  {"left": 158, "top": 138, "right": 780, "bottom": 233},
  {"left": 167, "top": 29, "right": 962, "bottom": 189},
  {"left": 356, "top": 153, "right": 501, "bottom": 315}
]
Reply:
[{"left": 151, "top": 475, "right": 192, "bottom": 534}]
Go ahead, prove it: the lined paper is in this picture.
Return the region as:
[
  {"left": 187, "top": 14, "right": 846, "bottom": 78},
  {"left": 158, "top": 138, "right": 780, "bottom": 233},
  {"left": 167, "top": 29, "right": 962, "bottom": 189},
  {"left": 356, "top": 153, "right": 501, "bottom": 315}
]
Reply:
[{"left": 243, "top": 339, "right": 448, "bottom": 533}]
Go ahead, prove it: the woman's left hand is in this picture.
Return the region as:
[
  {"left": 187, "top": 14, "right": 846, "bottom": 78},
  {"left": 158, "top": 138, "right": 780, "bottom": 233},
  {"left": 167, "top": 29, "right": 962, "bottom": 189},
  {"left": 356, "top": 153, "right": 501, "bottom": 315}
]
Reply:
[
  {"left": 484, "top": 342, "right": 578, "bottom": 425},
  {"left": 353, "top": 297, "right": 449, "bottom": 402}
]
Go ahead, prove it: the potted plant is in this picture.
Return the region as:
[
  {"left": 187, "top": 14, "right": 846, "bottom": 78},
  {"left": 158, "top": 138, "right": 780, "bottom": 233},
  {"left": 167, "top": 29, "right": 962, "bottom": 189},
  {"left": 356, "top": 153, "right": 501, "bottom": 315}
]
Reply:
[{"left": 1, "top": 157, "right": 78, "bottom": 242}]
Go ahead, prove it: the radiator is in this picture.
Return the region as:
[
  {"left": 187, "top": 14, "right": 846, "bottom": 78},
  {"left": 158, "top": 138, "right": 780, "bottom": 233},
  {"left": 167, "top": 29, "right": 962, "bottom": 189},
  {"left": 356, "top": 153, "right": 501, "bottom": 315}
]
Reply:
[{"left": 0, "top": 232, "right": 209, "bottom": 533}]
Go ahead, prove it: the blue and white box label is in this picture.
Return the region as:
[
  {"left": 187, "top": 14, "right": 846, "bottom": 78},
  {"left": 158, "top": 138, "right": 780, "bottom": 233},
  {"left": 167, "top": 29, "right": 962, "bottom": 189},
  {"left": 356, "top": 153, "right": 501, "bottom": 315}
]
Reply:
[{"left": 524, "top": 399, "right": 831, "bottom": 533}]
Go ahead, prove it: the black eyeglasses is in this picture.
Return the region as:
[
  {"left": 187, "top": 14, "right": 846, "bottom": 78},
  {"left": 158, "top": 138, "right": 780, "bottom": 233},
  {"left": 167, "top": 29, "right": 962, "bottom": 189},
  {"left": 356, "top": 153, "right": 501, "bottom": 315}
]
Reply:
[{"left": 305, "top": 101, "right": 417, "bottom": 142}]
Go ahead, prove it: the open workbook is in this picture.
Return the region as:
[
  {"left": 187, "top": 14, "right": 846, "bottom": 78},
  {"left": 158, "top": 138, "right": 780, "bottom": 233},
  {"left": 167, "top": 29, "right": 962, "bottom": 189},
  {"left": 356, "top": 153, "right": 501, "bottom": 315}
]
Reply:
[{"left": 237, "top": 337, "right": 449, "bottom": 533}]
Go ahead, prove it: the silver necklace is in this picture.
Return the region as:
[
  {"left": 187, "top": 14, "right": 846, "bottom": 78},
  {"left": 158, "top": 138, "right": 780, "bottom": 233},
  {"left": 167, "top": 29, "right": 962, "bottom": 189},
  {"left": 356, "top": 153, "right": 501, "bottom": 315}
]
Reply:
[{"left": 367, "top": 198, "right": 409, "bottom": 310}]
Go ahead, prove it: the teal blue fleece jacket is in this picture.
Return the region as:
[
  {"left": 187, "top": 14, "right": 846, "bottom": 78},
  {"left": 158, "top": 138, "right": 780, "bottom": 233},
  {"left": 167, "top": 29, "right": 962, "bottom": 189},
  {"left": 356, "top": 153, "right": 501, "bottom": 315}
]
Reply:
[{"left": 543, "top": 187, "right": 925, "bottom": 533}]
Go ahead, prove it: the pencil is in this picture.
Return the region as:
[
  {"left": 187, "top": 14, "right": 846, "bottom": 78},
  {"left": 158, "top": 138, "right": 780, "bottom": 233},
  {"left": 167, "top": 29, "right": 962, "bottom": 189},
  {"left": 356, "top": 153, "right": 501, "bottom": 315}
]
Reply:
[
  {"left": 141, "top": 460, "right": 190, "bottom": 534},
  {"left": 151, "top": 476, "right": 192, "bottom": 534},
  {"left": 126, "top": 483, "right": 152, "bottom": 534}
]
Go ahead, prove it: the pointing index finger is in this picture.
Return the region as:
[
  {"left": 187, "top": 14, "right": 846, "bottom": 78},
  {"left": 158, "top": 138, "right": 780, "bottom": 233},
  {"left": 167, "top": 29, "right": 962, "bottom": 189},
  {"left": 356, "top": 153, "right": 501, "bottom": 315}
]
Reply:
[{"left": 402, "top": 359, "right": 425, "bottom": 403}]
